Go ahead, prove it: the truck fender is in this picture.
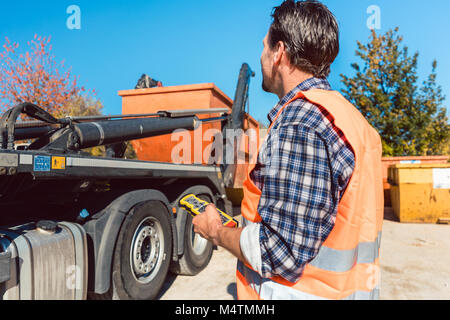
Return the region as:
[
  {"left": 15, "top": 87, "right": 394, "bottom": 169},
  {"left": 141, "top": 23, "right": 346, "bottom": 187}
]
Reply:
[
  {"left": 83, "top": 189, "right": 176, "bottom": 295},
  {"left": 172, "top": 185, "right": 214, "bottom": 257}
]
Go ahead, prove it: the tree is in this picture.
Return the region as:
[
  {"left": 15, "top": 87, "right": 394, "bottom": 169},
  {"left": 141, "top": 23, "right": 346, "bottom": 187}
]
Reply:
[
  {"left": 340, "top": 28, "right": 449, "bottom": 156},
  {"left": 58, "top": 95, "right": 106, "bottom": 157},
  {"left": 0, "top": 35, "right": 138, "bottom": 158},
  {"left": 0, "top": 35, "right": 85, "bottom": 115},
  {"left": 55, "top": 94, "right": 137, "bottom": 159}
]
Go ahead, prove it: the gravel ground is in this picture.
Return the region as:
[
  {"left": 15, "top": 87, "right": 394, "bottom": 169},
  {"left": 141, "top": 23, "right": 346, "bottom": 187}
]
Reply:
[
  {"left": 379, "top": 208, "right": 450, "bottom": 300},
  {"left": 159, "top": 209, "right": 450, "bottom": 300}
]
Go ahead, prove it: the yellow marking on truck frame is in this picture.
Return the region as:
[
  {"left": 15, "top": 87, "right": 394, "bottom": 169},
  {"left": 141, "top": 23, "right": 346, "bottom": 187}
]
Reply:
[{"left": 52, "top": 156, "right": 66, "bottom": 170}]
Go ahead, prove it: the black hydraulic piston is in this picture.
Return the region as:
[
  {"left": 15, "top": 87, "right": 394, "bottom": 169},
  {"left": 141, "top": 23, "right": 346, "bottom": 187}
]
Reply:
[{"left": 67, "top": 116, "right": 198, "bottom": 150}]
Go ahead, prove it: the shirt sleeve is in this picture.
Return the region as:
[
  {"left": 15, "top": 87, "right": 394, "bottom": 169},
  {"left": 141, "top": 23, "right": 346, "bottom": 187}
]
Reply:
[{"left": 243, "top": 123, "right": 339, "bottom": 283}]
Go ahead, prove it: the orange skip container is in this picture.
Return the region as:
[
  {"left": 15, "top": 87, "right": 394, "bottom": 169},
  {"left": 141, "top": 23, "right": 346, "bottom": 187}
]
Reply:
[{"left": 119, "top": 83, "right": 260, "bottom": 203}]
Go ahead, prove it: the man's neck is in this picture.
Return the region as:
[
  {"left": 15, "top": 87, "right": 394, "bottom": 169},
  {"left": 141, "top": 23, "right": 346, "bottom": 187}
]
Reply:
[{"left": 277, "top": 70, "right": 314, "bottom": 99}]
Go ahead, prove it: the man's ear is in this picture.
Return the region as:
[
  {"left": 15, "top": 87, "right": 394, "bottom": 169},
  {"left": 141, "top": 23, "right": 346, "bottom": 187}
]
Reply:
[{"left": 273, "top": 41, "right": 285, "bottom": 65}]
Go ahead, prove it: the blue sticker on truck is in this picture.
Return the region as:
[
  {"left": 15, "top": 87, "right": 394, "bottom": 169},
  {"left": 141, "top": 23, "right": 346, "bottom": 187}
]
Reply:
[{"left": 34, "top": 156, "right": 51, "bottom": 172}]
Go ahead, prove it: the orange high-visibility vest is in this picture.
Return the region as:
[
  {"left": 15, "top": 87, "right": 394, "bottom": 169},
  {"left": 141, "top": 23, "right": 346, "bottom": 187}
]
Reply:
[{"left": 237, "top": 89, "right": 384, "bottom": 300}]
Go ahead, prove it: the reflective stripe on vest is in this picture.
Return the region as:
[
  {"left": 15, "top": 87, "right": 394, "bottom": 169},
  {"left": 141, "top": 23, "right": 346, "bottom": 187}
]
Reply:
[
  {"left": 237, "top": 261, "right": 380, "bottom": 300},
  {"left": 241, "top": 219, "right": 382, "bottom": 274},
  {"left": 309, "top": 231, "right": 382, "bottom": 273}
]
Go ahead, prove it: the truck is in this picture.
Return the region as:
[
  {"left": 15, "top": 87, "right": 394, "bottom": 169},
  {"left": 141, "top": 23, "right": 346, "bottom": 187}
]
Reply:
[{"left": 0, "top": 63, "right": 256, "bottom": 300}]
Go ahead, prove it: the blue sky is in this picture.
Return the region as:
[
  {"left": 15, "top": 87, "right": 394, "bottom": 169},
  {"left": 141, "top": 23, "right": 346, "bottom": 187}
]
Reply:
[{"left": 1, "top": 0, "right": 449, "bottom": 123}]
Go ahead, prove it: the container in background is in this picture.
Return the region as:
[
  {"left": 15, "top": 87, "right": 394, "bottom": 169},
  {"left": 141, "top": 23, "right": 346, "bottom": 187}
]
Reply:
[
  {"left": 388, "top": 163, "right": 450, "bottom": 223},
  {"left": 382, "top": 156, "right": 449, "bottom": 206},
  {"left": 119, "top": 83, "right": 260, "bottom": 206}
]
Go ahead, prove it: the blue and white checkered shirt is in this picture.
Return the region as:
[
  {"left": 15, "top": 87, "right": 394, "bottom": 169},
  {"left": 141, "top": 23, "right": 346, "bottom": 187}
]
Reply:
[{"left": 240, "top": 77, "right": 355, "bottom": 283}]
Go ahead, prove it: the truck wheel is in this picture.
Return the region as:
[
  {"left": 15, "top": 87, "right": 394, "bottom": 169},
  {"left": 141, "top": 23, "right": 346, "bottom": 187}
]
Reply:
[
  {"left": 111, "top": 201, "right": 172, "bottom": 300},
  {"left": 173, "top": 194, "right": 214, "bottom": 276}
]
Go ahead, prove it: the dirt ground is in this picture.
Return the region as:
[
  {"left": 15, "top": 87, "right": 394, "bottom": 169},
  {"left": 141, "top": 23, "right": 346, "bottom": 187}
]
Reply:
[
  {"left": 379, "top": 208, "right": 450, "bottom": 299},
  {"left": 159, "top": 208, "right": 450, "bottom": 300}
]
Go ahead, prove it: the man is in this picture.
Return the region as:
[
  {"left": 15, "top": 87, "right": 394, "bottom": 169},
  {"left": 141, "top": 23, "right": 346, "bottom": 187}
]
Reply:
[{"left": 193, "top": 0, "right": 384, "bottom": 300}]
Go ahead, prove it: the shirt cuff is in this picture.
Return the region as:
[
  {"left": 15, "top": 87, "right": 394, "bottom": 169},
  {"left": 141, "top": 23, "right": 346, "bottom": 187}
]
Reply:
[{"left": 239, "top": 222, "right": 262, "bottom": 275}]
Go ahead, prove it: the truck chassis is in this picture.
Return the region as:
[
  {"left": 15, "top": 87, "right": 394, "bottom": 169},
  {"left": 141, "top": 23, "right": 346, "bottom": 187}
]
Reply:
[{"left": 0, "top": 63, "right": 254, "bottom": 300}]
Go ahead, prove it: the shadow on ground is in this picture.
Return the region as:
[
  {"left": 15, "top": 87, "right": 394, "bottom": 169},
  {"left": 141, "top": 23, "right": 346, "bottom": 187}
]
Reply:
[
  {"left": 156, "top": 272, "right": 178, "bottom": 300},
  {"left": 227, "top": 283, "right": 237, "bottom": 300}
]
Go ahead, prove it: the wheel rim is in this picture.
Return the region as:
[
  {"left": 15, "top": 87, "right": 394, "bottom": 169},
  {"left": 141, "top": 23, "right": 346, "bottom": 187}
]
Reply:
[
  {"left": 130, "top": 217, "right": 165, "bottom": 284},
  {"left": 189, "top": 222, "right": 208, "bottom": 256}
]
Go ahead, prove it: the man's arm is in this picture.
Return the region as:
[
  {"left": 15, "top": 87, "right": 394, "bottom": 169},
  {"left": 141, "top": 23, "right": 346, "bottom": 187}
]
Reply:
[{"left": 192, "top": 204, "right": 248, "bottom": 265}]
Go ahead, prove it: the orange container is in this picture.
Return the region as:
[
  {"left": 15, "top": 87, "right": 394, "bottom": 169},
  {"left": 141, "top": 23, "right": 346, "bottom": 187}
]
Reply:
[
  {"left": 119, "top": 83, "right": 260, "bottom": 195},
  {"left": 120, "top": 83, "right": 231, "bottom": 164},
  {"left": 382, "top": 156, "right": 449, "bottom": 206}
]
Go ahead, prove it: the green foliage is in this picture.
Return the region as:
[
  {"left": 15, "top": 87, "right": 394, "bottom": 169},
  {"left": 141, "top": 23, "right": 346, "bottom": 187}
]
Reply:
[
  {"left": 123, "top": 142, "right": 138, "bottom": 160},
  {"left": 340, "top": 28, "right": 450, "bottom": 156}
]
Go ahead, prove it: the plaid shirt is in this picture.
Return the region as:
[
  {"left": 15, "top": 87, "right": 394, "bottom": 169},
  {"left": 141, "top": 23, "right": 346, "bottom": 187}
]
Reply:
[{"left": 241, "top": 77, "right": 355, "bottom": 283}]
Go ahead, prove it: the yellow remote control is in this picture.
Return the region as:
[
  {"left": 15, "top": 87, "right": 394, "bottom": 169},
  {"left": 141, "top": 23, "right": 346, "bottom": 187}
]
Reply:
[{"left": 179, "top": 194, "right": 239, "bottom": 228}]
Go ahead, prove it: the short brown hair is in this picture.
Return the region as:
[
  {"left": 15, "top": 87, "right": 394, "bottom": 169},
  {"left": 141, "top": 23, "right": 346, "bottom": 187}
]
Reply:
[{"left": 268, "top": 0, "right": 340, "bottom": 78}]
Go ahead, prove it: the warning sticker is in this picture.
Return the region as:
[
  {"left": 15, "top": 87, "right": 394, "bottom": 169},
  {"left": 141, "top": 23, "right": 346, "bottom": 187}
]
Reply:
[
  {"left": 52, "top": 156, "right": 66, "bottom": 170},
  {"left": 34, "top": 156, "right": 51, "bottom": 172},
  {"left": 433, "top": 168, "right": 450, "bottom": 189}
]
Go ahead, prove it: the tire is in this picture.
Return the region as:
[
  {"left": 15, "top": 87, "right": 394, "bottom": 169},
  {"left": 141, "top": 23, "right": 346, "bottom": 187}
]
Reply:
[
  {"left": 172, "top": 194, "right": 214, "bottom": 276},
  {"left": 93, "top": 201, "right": 172, "bottom": 300}
]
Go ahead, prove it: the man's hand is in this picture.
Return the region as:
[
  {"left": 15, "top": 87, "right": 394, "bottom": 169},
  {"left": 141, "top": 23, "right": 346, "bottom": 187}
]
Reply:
[
  {"left": 192, "top": 204, "right": 223, "bottom": 246},
  {"left": 192, "top": 204, "right": 248, "bottom": 265}
]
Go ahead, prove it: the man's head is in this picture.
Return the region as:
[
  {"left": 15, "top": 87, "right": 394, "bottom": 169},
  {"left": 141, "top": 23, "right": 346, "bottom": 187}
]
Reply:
[{"left": 261, "top": 0, "right": 339, "bottom": 95}]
